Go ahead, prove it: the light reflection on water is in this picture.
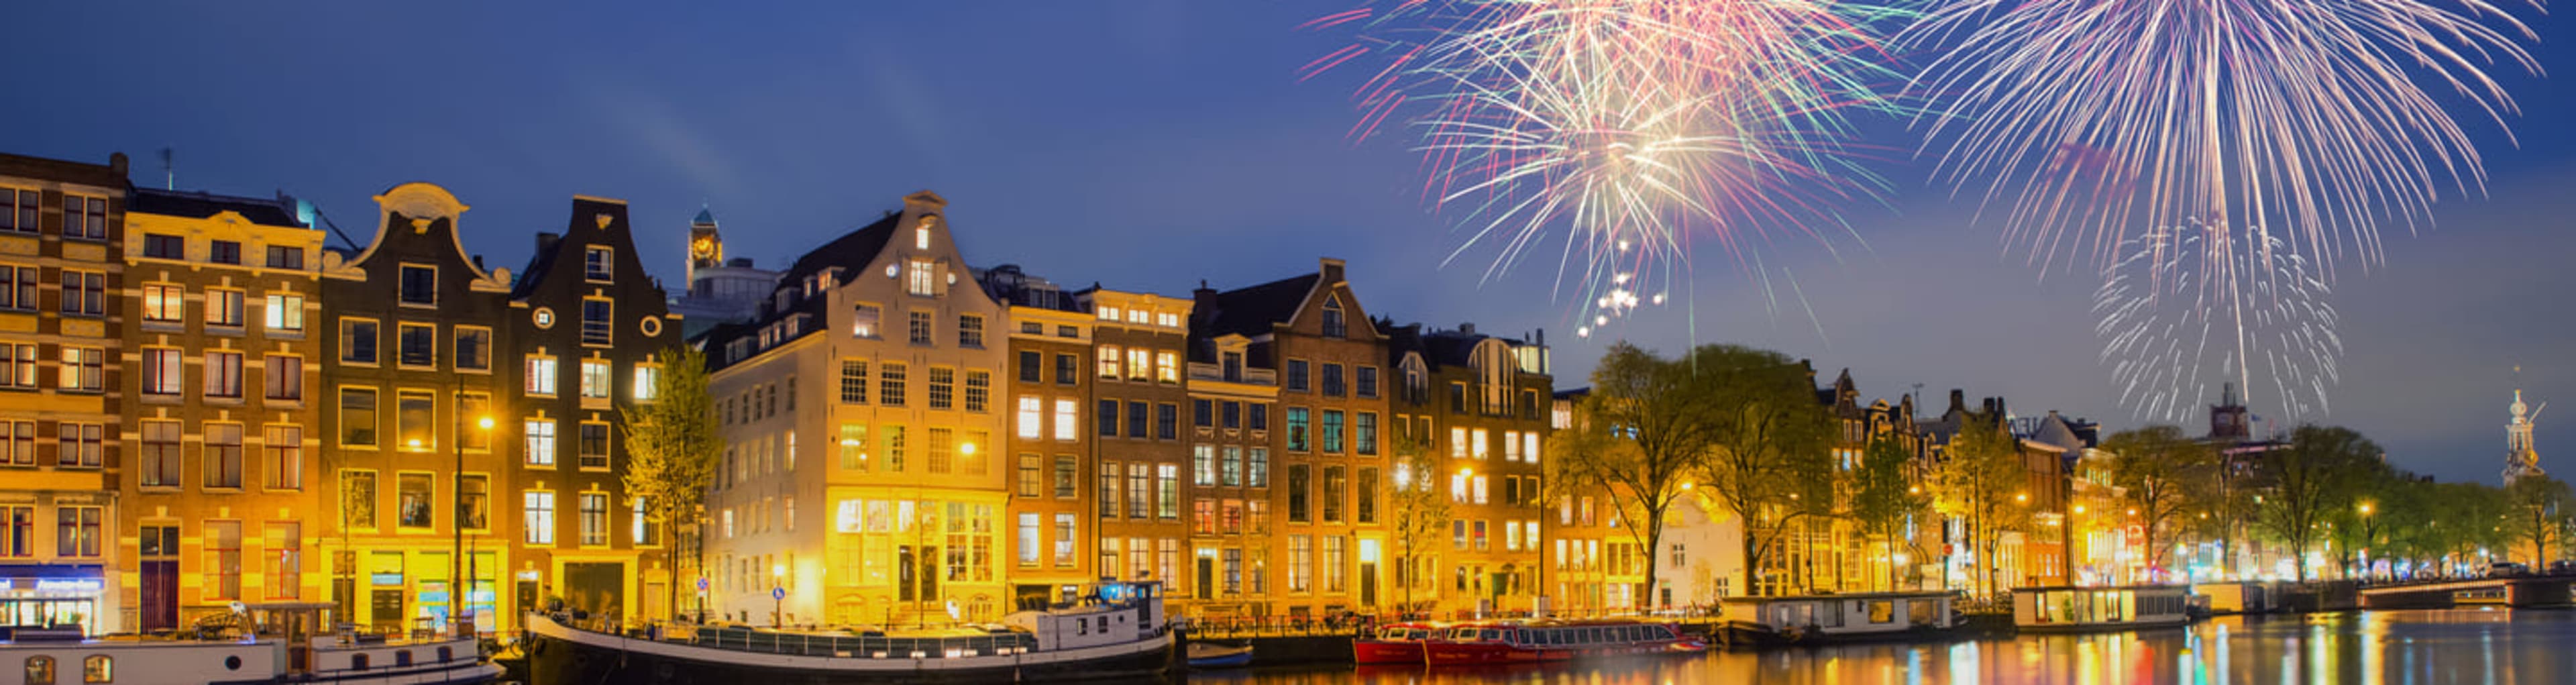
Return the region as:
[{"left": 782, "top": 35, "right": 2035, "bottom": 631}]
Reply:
[{"left": 1183, "top": 609, "right": 2576, "bottom": 685}]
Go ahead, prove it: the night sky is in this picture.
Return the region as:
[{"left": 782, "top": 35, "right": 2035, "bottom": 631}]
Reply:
[{"left": 8, "top": 3, "right": 2570, "bottom": 485}]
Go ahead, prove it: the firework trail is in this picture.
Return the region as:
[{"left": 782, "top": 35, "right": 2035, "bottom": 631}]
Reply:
[
  {"left": 1902, "top": 0, "right": 2544, "bottom": 277},
  {"left": 1305, "top": 1, "right": 1914, "bottom": 335},
  {"left": 2094, "top": 221, "right": 2342, "bottom": 422}
]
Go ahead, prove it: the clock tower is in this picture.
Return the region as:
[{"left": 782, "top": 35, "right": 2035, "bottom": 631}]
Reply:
[
  {"left": 687, "top": 205, "right": 722, "bottom": 284},
  {"left": 2506, "top": 388, "right": 2545, "bottom": 484}
]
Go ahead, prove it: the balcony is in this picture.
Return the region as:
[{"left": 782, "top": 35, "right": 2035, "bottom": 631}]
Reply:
[{"left": 1188, "top": 362, "right": 1274, "bottom": 386}]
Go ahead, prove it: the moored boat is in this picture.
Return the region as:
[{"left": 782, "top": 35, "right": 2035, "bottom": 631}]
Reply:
[
  {"left": 1351, "top": 621, "right": 1444, "bottom": 665},
  {"left": 1185, "top": 641, "right": 1253, "bottom": 669},
  {"left": 525, "top": 580, "right": 1174, "bottom": 684},
  {"left": 1718, "top": 592, "right": 1960, "bottom": 647},
  {"left": 1421, "top": 619, "right": 1705, "bottom": 666},
  {"left": 2012, "top": 585, "right": 2193, "bottom": 633},
  {"left": 0, "top": 601, "right": 500, "bottom": 685}
]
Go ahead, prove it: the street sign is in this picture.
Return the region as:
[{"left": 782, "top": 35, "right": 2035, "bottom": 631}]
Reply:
[
  {"left": 773, "top": 586, "right": 787, "bottom": 600},
  {"left": 697, "top": 577, "right": 710, "bottom": 592}
]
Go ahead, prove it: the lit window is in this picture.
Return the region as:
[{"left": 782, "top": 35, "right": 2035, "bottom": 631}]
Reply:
[
  {"left": 633, "top": 365, "right": 661, "bottom": 401},
  {"left": 525, "top": 356, "right": 558, "bottom": 396},
  {"left": 584, "top": 246, "right": 613, "bottom": 281},
  {"left": 1053, "top": 399, "right": 1078, "bottom": 441},
  {"left": 1097, "top": 307, "right": 1120, "bottom": 321},
  {"left": 907, "top": 260, "right": 934, "bottom": 296},
  {"left": 580, "top": 359, "right": 612, "bottom": 399},
  {"left": 1017, "top": 397, "right": 1043, "bottom": 439}
]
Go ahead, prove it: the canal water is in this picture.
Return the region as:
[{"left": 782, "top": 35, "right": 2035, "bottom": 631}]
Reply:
[{"left": 1188, "top": 609, "right": 2576, "bottom": 685}]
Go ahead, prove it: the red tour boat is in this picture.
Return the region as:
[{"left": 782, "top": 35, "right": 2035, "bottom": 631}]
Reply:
[
  {"left": 1421, "top": 619, "right": 1705, "bottom": 665},
  {"left": 1352, "top": 622, "right": 1446, "bottom": 665}
]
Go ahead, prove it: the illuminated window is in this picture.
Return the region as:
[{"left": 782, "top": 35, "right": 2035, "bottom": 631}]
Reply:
[
  {"left": 906, "top": 260, "right": 934, "bottom": 296},
  {"left": 141, "top": 283, "right": 184, "bottom": 323},
  {"left": 525, "top": 356, "right": 558, "bottom": 396},
  {"left": 1155, "top": 352, "right": 1178, "bottom": 383},
  {"left": 580, "top": 359, "right": 612, "bottom": 399},
  {"left": 1097, "top": 346, "right": 1121, "bottom": 378},
  {"left": 1054, "top": 399, "right": 1078, "bottom": 441}
]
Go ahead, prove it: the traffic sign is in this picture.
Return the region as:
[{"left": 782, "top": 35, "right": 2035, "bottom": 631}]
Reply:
[
  {"left": 773, "top": 587, "right": 787, "bottom": 600},
  {"left": 696, "top": 577, "right": 710, "bottom": 592}
]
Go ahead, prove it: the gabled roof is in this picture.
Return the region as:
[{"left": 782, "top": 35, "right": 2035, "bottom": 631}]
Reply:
[
  {"left": 1197, "top": 272, "right": 1318, "bottom": 339},
  {"left": 778, "top": 213, "right": 900, "bottom": 295},
  {"left": 127, "top": 187, "right": 304, "bottom": 227}
]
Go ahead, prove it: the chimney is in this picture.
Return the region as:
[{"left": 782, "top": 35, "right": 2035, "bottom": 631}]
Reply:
[
  {"left": 1192, "top": 279, "right": 1218, "bottom": 323},
  {"left": 1947, "top": 389, "right": 1966, "bottom": 415},
  {"left": 535, "top": 232, "right": 561, "bottom": 260},
  {"left": 1320, "top": 257, "right": 1346, "bottom": 284},
  {"left": 1459, "top": 322, "right": 1477, "bottom": 335},
  {"left": 108, "top": 152, "right": 129, "bottom": 176}
]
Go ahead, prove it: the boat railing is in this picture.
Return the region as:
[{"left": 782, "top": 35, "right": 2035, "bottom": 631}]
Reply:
[
  {"left": 568, "top": 619, "right": 1040, "bottom": 659},
  {"left": 1185, "top": 614, "right": 1373, "bottom": 639}
]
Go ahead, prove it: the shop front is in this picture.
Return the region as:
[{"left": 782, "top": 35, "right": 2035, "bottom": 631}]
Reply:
[{"left": 0, "top": 564, "right": 111, "bottom": 635}]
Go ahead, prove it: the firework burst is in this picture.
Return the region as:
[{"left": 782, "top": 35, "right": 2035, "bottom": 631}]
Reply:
[
  {"left": 1902, "top": 0, "right": 2545, "bottom": 276},
  {"left": 1306, "top": 1, "right": 1914, "bottom": 334},
  {"left": 2094, "top": 221, "right": 2342, "bottom": 422}
]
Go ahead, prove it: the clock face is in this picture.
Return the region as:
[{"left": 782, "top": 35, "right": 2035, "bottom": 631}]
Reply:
[{"left": 691, "top": 236, "right": 715, "bottom": 258}]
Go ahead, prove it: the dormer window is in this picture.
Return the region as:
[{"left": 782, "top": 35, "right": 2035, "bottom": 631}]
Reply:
[
  {"left": 1321, "top": 296, "right": 1347, "bottom": 338},
  {"left": 584, "top": 246, "right": 613, "bottom": 281}
]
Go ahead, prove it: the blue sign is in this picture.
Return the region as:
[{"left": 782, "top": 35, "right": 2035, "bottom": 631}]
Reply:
[
  {"left": 772, "top": 587, "right": 786, "bottom": 600},
  {"left": 697, "top": 577, "right": 710, "bottom": 592}
]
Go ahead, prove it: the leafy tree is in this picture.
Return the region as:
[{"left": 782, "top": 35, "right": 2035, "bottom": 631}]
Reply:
[
  {"left": 1848, "top": 435, "right": 1928, "bottom": 590},
  {"left": 1682, "top": 345, "right": 1833, "bottom": 597},
  {"left": 2101, "top": 425, "right": 2218, "bottom": 580},
  {"left": 1935, "top": 410, "right": 2025, "bottom": 597},
  {"left": 2253, "top": 425, "right": 2377, "bottom": 582},
  {"left": 2505, "top": 475, "right": 2573, "bottom": 566},
  {"left": 619, "top": 345, "right": 722, "bottom": 622},
  {"left": 1548, "top": 343, "right": 1716, "bottom": 608},
  {"left": 1386, "top": 443, "right": 1452, "bottom": 616}
]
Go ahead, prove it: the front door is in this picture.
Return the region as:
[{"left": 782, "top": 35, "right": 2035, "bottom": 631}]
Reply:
[
  {"left": 1195, "top": 557, "right": 1215, "bottom": 600},
  {"left": 138, "top": 525, "right": 179, "bottom": 632},
  {"left": 1359, "top": 562, "right": 1379, "bottom": 607},
  {"left": 898, "top": 546, "right": 918, "bottom": 601}
]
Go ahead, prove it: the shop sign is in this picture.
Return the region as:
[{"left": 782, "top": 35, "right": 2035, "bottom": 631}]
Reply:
[{"left": 34, "top": 578, "right": 103, "bottom": 593}]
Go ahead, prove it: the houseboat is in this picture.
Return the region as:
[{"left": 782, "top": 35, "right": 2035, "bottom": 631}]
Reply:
[
  {"left": 0, "top": 601, "right": 499, "bottom": 685},
  {"left": 1421, "top": 619, "right": 1705, "bottom": 666},
  {"left": 2012, "top": 585, "right": 2194, "bottom": 633},
  {"left": 1717, "top": 592, "right": 1960, "bottom": 647},
  {"left": 525, "top": 580, "right": 1173, "bottom": 684},
  {"left": 1352, "top": 621, "right": 1445, "bottom": 665}
]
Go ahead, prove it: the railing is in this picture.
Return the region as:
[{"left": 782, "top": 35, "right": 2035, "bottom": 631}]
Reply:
[
  {"left": 683, "top": 625, "right": 1038, "bottom": 658},
  {"left": 1185, "top": 614, "right": 1373, "bottom": 639}
]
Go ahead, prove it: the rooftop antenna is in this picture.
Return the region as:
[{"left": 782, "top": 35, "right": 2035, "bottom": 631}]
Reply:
[{"left": 158, "top": 148, "right": 174, "bottom": 191}]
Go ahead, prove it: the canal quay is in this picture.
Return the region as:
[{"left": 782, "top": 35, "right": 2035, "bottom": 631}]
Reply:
[{"left": 1171, "top": 609, "right": 2576, "bottom": 685}]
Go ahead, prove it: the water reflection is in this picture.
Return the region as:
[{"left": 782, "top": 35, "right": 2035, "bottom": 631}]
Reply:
[{"left": 1183, "top": 609, "right": 2575, "bottom": 685}]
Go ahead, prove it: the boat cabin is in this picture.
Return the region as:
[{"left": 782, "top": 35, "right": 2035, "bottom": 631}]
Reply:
[
  {"left": 1721, "top": 592, "right": 1956, "bottom": 638},
  {"left": 2012, "top": 586, "right": 2192, "bottom": 631},
  {"left": 1003, "top": 580, "right": 1165, "bottom": 651}
]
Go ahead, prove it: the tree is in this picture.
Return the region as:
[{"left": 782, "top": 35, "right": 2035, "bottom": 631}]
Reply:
[
  {"left": 1934, "top": 411, "right": 2025, "bottom": 597},
  {"left": 1549, "top": 343, "right": 1718, "bottom": 609},
  {"left": 2101, "top": 425, "right": 2217, "bottom": 581},
  {"left": 619, "top": 345, "right": 722, "bottom": 623},
  {"left": 2505, "top": 475, "right": 2573, "bottom": 567},
  {"left": 1848, "top": 435, "right": 1927, "bottom": 591},
  {"left": 2253, "top": 425, "right": 2376, "bottom": 582},
  {"left": 1680, "top": 345, "right": 1833, "bottom": 597},
  {"left": 1386, "top": 443, "right": 1452, "bottom": 617}
]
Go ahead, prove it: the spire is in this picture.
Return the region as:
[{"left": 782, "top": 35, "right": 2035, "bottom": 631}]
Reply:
[{"left": 693, "top": 205, "right": 717, "bottom": 227}]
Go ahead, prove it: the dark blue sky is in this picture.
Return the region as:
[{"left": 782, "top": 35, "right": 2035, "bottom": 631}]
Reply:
[{"left": 9, "top": 3, "right": 2569, "bottom": 484}]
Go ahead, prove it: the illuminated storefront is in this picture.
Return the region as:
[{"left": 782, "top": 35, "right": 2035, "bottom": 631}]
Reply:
[{"left": 0, "top": 566, "right": 111, "bottom": 635}]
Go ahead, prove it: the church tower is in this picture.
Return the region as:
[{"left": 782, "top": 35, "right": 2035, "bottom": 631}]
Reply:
[
  {"left": 686, "top": 205, "right": 722, "bottom": 284},
  {"left": 2505, "top": 388, "right": 2545, "bottom": 484}
]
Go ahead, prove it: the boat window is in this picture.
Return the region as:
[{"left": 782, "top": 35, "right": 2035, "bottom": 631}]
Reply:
[
  {"left": 439, "top": 647, "right": 453, "bottom": 662},
  {"left": 352, "top": 654, "right": 370, "bottom": 670},
  {"left": 395, "top": 651, "right": 413, "bottom": 668},
  {"left": 78, "top": 656, "right": 107, "bottom": 684},
  {"left": 25, "top": 656, "right": 54, "bottom": 685}
]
